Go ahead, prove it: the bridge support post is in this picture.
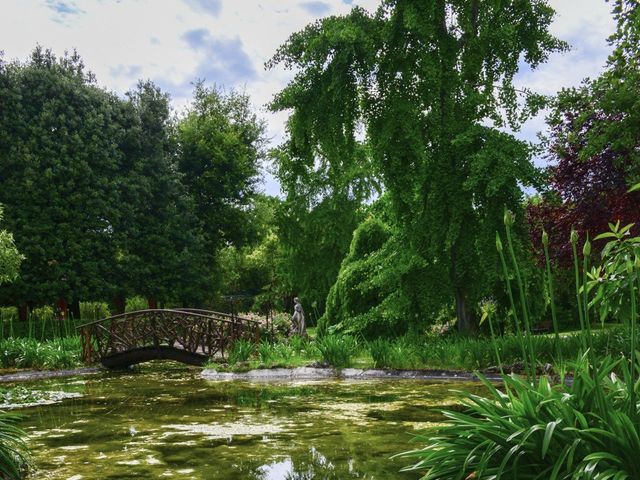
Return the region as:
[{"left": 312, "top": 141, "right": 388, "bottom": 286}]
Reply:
[{"left": 81, "top": 326, "right": 93, "bottom": 363}]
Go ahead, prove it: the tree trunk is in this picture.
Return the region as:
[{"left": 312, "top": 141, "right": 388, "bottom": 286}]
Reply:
[
  {"left": 18, "top": 304, "right": 28, "bottom": 322},
  {"left": 455, "top": 288, "right": 476, "bottom": 333},
  {"left": 113, "top": 295, "right": 125, "bottom": 315},
  {"left": 148, "top": 297, "right": 158, "bottom": 310},
  {"left": 70, "top": 299, "right": 81, "bottom": 320},
  {"left": 57, "top": 297, "right": 68, "bottom": 320}
]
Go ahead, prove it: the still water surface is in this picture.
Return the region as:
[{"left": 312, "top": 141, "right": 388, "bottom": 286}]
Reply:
[{"left": 6, "top": 364, "right": 484, "bottom": 479}]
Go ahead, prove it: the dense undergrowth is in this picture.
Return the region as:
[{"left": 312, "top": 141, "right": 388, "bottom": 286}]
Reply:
[
  {"left": 397, "top": 211, "right": 640, "bottom": 479},
  {"left": 206, "top": 325, "right": 635, "bottom": 374},
  {"left": 0, "top": 337, "right": 81, "bottom": 370}
]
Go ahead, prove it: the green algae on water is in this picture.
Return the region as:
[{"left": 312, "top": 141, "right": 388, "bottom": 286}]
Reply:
[{"left": 10, "top": 363, "right": 482, "bottom": 479}]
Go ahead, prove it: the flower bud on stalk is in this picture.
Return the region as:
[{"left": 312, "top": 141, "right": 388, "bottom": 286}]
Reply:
[
  {"left": 496, "top": 233, "right": 503, "bottom": 253},
  {"left": 570, "top": 228, "right": 578, "bottom": 246},
  {"left": 503, "top": 209, "right": 515, "bottom": 227},
  {"left": 583, "top": 238, "right": 591, "bottom": 257},
  {"left": 542, "top": 230, "right": 549, "bottom": 248}
]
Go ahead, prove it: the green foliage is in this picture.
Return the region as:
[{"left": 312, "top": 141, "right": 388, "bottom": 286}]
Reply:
[
  {"left": 257, "top": 341, "right": 277, "bottom": 365},
  {"left": 316, "top": 334, "right": 358, "bottom": 368},
  {"left": 275, "top": 192, "right": 369, "bottom": 320},
  {"left": 368, "top": 338, "right": 421, "bottom": 370},
  {"left": 269, "top": 0, "right": 565, "bottom": 331},
  {"left": 0, "top": 411, "right": 30, "bottom": 479},
  {"left": 0, "top": 206, "right": 23, "bottom": 286},
  {"left": 0, "top": 47, "right": 128, "bottom": 306},
  {"left": 0, "top": 48, "right": 268, "bottom": 311},
  {"left": 79, "top": 302, "right": 111, "bottom": 321},
  {"left": 588, "top": 221, "right": 640, "bottom": 324},
  {"left": 400, "top": 190, "right": 640, "bottom": 477},
  {"left": 321, "top": 214, "right": 400, "bottom": 336},
  {"left": 228, "top": 339, "right": 256, "bottom": 365},
  {"left": 218, "top": 195, "right": 282, "bottom": 305},
  {"left": 400, "top": 361, "right": 640, "bottom": 479},
  {"left": 177, "top": 83, "right": 266, "bottom": 248},
  {"left": 125, "top": 296, "right": 149, "bottom": 312},
  {"left": 0, "top": 337, "right": 81, "bottom": 369},
  {"left": 321, "top": 196, "right": 520, "bottom": 338}
]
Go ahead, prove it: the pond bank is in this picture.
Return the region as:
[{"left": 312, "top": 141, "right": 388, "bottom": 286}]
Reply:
[
  {"left": 0, "top": 366, "right": 101, "bottom": 383},
  {"left": 1, "top": 365, "right": 505, "bottom": 384},
  {"left": 202, "top": 366, "right": 504, "bottom": 382}
]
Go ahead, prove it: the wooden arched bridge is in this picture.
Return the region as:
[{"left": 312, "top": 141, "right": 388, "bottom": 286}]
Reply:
[{"left": 77, "top": 309, "right": 261, "bottom": 368}]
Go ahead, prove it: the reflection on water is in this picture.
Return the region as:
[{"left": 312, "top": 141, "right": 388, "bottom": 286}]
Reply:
[{"left": 6, "top": 363, "right": 485, "bottom": 479}]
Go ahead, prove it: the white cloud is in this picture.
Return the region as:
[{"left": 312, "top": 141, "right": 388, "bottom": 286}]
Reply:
[{"left": 0, "top": 0, "right": 618, "bottom": 194}]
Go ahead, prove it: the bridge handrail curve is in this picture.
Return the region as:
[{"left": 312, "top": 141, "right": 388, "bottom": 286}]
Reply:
[
  {"left": 76, "top": 308, "right": 259, "bottom": 329},
  {"left": 171, "top": 308, "right": 260, "bottom": 325}
]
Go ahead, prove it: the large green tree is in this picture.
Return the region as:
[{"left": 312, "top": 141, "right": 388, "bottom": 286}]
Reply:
[
  {"left": 111, "top": 80, "right": 198, "bottom": 309},
  {"left": 176, "top": 84, "right": 267, "bottom": 302},
  {"left": 0, "top": 47, "right": 125, "bottom": 312},
  {"left": 269, "top": 1, "right": 565, "bottom": 331}
]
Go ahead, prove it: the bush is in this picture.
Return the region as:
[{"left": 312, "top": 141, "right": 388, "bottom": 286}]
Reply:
[
  {"left": 125, "top": 296, "right": 148, "bottom": 312},
  {"left": 316, "top": 334, "right": 358, "bottom": 368},
  {"left": 79, "top": 302, "right": 111, "bottom": 321},
  {"left": 258, "top": 312, "right": 291, "bottom": 340}
]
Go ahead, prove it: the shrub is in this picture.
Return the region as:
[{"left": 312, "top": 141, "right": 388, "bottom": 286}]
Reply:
[
  {"left": 316, "top": 334, "right": 358, "bottom": 368},
  {"left": 258, "top": 312, "right": 291, "bottom": 340},
  {"left": 79, "top": 302, "right": 111, "bottom": 321},
  {"left": 125, "top": 296, "right": 148, "bottom": 312}
]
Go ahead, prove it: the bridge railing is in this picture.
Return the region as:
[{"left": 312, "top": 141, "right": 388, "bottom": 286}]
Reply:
[{"left": 77, "top": 309, "right": 261, "bottom": 364}]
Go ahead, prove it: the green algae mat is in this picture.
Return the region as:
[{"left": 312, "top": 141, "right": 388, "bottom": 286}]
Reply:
[{"left": 4, "top": 364, "right": 484, "bottom": 479}]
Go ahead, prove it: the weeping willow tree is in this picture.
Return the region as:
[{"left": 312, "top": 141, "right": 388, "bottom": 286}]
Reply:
[{"left": 269, "top": 0, "right": 565, "bottom": 331}]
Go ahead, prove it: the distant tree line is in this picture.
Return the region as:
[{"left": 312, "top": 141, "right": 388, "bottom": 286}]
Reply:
[{"left": 0, "top": 47, "right": 267, "bottom": 319}]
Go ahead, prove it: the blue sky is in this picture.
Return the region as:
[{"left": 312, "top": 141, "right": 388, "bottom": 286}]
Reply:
[{"left": 1, "top": 0, "right": 617, "bottom": 196}]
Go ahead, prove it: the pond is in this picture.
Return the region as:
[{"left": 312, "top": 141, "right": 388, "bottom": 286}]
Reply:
[{"left": 4, "top": 364, "right": 484, "bottom": 479}]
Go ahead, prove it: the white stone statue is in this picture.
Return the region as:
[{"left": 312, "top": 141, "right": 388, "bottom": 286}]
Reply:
[{"left": 291, "top": 297, "right": 306, "bottom": 336}]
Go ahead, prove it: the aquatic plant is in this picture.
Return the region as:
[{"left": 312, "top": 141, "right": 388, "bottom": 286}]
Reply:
[
  {"left": 228, "top": 339, "right": 256, "bottom": 365},
  {"left": 257, "top": 340, "right": 277, "bottom": 365},
  {"left": 0, "top": 337, "right": 81, "bottom": 370},
  {"left": 316, "top": 334, "right": 358, "bottom": 368},
  {"left": 369, "top": 338, "right": 419, "bottom": 370}
]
